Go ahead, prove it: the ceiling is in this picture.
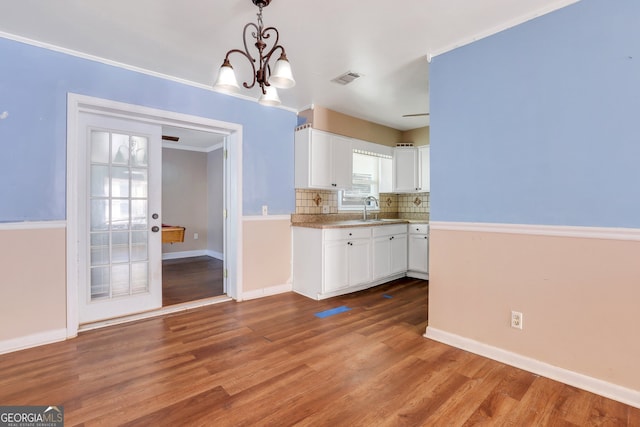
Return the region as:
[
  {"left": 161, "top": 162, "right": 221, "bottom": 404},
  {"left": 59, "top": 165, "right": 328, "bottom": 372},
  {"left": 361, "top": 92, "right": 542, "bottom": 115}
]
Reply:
[{"left": 0, "top": 0, "right": 578, "bottom": 132}]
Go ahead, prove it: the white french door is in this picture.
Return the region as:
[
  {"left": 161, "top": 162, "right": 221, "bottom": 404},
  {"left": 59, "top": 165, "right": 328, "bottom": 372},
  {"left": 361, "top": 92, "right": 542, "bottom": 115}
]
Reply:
[{"left": 77, "top": 112, "right": 162, "bottom": 323}]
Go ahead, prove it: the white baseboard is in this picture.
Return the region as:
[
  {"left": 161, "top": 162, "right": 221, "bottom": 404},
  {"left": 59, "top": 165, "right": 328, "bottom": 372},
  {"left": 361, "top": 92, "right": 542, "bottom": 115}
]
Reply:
[
  {"left": 205, "top": 250, "right": 224, "bottom": 261},
  {"left": 241, "top": 283, "right": 292, "bottom": 301},
  {"left": 0, "top": 328, "right": 67, "bottom": 355},
  {"left": 162, "top": 249, "right": 224, "bottom": 261},
  {"left": 407, "top": 271, "right": 429, "bottom": 280},
  {"left": 424, "top": 327, "right": 640, "bottom": 409}
]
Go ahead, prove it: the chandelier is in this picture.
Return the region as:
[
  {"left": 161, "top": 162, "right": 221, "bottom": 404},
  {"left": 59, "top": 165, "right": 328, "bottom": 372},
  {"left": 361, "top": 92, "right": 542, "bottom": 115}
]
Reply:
[{"left": 213, "top": 0, "right": 295, "bottom": 106}]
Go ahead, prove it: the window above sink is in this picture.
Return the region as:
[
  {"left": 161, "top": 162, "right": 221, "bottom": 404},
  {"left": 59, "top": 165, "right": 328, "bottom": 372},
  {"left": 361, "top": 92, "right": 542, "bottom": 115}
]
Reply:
[{"left": 338, "top": 150, "right": 392, "bottom": 211}]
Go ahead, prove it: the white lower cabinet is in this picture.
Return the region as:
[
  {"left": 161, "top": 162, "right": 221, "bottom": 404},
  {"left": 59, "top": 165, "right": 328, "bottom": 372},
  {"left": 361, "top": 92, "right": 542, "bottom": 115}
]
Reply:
[
  {"left": 372, "top": 224, "right": 408, "bottom": 280},
  {"left": 407, "top": 223, "right": 429, "bottom": 279},
  {"left": 323, "top": 233, "right": 371, "bottom": 292},
  {"left": 292, "top": 224, "right": 407, "bottom": 300}
]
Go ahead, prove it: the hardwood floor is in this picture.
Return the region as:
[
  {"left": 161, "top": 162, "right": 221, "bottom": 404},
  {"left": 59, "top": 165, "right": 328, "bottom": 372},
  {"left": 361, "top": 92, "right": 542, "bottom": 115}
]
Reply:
[
  {"left": 162, "top": 256, "right": 224, "bottom": 306},
  {"left": 1, "top": 278, "right": 638, "bottom": 426}
]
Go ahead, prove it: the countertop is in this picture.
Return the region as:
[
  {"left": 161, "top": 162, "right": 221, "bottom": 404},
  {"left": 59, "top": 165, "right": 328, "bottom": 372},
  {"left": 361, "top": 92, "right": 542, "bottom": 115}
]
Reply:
[
  {"left": 290, "top": 213, "right": 429, "bottom": 229},
  {"left": 291, "top": 218, "right": 428, "bottom": 229}
]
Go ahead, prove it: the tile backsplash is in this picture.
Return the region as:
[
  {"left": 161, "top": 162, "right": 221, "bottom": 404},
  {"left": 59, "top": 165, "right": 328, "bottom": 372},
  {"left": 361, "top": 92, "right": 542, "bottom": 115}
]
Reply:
[
  {"left": 295, "top": 189, "right": 339, "bottom": 214},
  {"left": 294, "top": 189, "right": 429, "bottom": 220}
]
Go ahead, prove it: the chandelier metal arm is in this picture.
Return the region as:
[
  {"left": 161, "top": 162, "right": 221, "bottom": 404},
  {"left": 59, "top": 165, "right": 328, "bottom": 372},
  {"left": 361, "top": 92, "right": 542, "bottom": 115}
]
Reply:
[
  {"left": 259, "top": 26, "right": 285, "bottom": 79},
  {"left": 223, "top": 48, "right": 258, "bottom": 91},
  {"left": 223, "top": 19, "right": 288, "bottom": 93}
]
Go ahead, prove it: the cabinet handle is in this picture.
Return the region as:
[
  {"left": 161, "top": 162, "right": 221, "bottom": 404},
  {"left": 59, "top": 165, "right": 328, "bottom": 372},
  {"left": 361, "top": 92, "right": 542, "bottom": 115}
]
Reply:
[
  {"left": 348, "top": 232, "right": 352, "bottom": 236},
  {"left": 389, "top": 236, "right": 394, "bottom": 240},
  {"left": 424, "top": 236, "right": 428, "bottom": 239}
]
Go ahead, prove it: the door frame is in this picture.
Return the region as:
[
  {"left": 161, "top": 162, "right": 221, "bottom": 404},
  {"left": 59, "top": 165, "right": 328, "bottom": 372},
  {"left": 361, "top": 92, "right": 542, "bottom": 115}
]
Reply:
[{"left": 66, "top": 93, "right": 243, "bottom": 338}]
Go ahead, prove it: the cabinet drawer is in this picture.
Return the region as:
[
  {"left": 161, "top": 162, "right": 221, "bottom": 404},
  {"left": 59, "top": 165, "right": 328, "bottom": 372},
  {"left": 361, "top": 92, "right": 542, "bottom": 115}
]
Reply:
[
  {"left": 409, "top": 223, "right": 429, "bottom": 235},
  {"left": 324, "top": 227, "right": 371, "bottom": 241},
  {"left": 372, "top": 224, "right": 407, "bottom": 237}
]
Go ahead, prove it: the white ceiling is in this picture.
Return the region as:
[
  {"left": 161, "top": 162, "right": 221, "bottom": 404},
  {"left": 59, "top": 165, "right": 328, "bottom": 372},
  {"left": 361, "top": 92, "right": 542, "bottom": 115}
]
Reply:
[{"left": 0, "top": 0, "right": 578, "bottom": 132}]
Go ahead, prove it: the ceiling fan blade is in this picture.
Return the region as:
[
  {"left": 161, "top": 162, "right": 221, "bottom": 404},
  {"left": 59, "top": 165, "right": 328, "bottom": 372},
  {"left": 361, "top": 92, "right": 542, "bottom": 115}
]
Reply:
[
  {"left": 402, "top": 113, "right": 430, "bottom": 117},
  {"left": 162, "top": 135, "right": 180, "bottom": 142}
]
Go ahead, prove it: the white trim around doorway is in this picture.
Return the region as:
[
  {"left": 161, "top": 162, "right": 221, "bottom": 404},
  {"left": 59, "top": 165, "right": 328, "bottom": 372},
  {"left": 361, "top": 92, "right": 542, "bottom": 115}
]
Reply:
[{"left": 66, "top": 93, "right": 243, "bottom": 338}]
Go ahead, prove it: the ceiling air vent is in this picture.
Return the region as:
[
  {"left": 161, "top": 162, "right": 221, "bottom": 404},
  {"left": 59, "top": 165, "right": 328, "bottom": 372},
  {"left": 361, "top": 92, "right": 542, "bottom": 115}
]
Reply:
[{"left": 331, "top": 71, "right": 362, "bottom": 85}]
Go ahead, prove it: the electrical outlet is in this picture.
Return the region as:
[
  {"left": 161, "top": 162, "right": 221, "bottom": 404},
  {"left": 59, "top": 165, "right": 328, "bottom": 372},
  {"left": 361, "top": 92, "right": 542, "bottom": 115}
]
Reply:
[
  {"left": 511, "top": 311, "right": 523, "bottom": 330},
  {"left": 322, "top": 205, "right": 330, "bottom": 214},
  {"left": 193, "top": 232, "right": 199, "bottom": 240},
  {"left": 262, "top": 205, "right": 268, "bottom": 216}
]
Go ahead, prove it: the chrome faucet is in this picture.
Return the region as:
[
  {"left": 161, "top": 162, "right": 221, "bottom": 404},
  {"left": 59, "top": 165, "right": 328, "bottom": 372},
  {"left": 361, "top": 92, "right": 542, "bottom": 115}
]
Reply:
[{"left": 362, "top": 196, "right": 379, "bottom": 220}]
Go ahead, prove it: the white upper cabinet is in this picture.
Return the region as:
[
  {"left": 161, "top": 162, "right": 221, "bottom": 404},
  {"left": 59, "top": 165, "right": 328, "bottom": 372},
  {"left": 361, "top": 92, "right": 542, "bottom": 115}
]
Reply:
[
  {"left": 393, "top": 147, "right": 418, "bottom": 192},
  {"left": 418, "top": 146, "right": 430, "bottom": 192},
  {"left": 392, "top": 146, "right": 430, "bottom": 193},
  {"left": 295, "top": 128, "right": 353, "bottom": 190}
]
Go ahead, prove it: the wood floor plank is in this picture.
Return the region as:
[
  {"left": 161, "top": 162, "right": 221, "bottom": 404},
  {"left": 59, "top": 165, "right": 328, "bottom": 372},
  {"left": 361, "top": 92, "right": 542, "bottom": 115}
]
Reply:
[
  {"left": 120, "top": 386, "right": 230, "bottom": 427},
  {"left": 0, "top": 278, "right": 637, "bottom": 425},
  {"left": 462, "top": 388, "right": 520, "bottom": 426},
  {"left": 162, "top": 255, "right": 223, "bottom": 306}
]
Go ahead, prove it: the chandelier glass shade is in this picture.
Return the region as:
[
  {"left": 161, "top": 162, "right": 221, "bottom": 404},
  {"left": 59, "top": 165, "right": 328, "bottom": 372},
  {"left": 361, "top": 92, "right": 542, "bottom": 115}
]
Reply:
[{"left": 213, "top": 0, "right": 295, "bottom": 106}]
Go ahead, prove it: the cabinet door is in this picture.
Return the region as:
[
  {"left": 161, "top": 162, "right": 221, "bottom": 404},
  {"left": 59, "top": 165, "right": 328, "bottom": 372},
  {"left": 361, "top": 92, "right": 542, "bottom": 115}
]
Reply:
[
  {"left": 390, "top": 234, "right": 408, "bottom": 275},
  {"left": 324, "top": 240, "right": 350, "bottom": 291},
  {"left": 309, "top": 130, "right": 334, "bottom": 189},
  {"left": 372, "top": 236, "right": 392, "bottom": 280},
  {"left": 408, "top": 234, "right": 429, "bottom": 273},
  {"left": 393, "top": 148, "right": 418, "bottom": 192},
  {"left": 418, "top": 146, "right": 430, "bottom": 192},
  {"left": 349, "top": 238, "right": 371, "bottom": 286},
  {"left": 331, "top": 134, "right": 353, "bottom": 189}
]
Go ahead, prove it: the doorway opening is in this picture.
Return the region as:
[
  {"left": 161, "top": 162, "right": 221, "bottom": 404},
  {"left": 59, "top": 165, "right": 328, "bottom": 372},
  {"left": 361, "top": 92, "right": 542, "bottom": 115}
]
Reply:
[
  {"left": 160, "top": 125, "right": 226, "bottom": 307},
  {"left": 66, "top": 93, "right": 243, "bottom": 337}
]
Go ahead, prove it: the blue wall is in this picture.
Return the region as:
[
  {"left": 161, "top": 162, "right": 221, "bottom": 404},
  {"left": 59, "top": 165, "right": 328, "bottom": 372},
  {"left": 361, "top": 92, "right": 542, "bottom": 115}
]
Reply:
[
  {"left": 430, "top": 0, "right": 640, "bottom": 228},
  {"left": 0, "top": 37, "right": 297, "bottom": 221}
]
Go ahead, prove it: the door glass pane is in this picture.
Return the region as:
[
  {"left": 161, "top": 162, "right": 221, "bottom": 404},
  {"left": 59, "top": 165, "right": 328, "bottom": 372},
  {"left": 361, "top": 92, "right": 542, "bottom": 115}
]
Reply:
[
  {"left": 131, "top": 262, "right": 148, "bottom": 293},
  {"left": 91, "top": 267, "right": 110, "bottom": 299},
  {"left": 112, "top": 264, "right": 130, "bottom": 296},
  {"left": 90, "top": 232, "right": 110, "bottom": 266},
  {"left": 131, "top": 169, "right": 147, "bottom": 197},
  {"left": 131, "top": 136, "right": 148, "bottom": 167},
  {"left": 90, "top": 247, "right": 110, "bottom": 266},
  {"left": 112, "top": 133, "right": 130, "bottom": 165},
  {"left": 131, "top": 231, "right": 148, "bottom": 261},
  {"left": 112, "top": 232, "right": 130, "bottom": 263},
  {"left": 91, "top": 165, "right": 110, "bottom": 197},
  {"left": 112, "top": 167, "right": 130, "bottom": 197},
  {"left": 88, "top": 127, "right": 152, "bottom": 303},
  {"left": 90, "top": 199, "right": 109, "bottom": 231},
  {"left": 131, "top": 200, "right": 147, "bottom": 230},
  {"left": 91, "top": 131, "right": 110, "bottom": 164},
  {"left": 111, "top": 199, "right": 130, "bottom": 230}
]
